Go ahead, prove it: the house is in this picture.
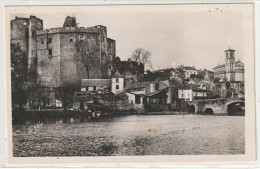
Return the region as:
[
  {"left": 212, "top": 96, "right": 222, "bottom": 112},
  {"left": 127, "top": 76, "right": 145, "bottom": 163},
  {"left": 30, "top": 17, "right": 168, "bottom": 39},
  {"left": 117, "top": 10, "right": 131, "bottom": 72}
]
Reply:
[
  {"left": 81, "top": 79, "right": 111, "bottom": 92},
  {"left": 160, "top": 80, "right": 181, "bottom": 107},
  {"left": 183, "top": 66, "right": 198, "bottom": 79},
  {"left": 111, "top": 71, "right": 124, "bottom": 94},
  {"left": 125, "top": 82, "right": 152, "bottom": 105},
  {"left": 125, "top": 81, "right": 168, "bottom": 105},
  {"left": 178, "top": 85, "right": 207, "bottom": 102}
]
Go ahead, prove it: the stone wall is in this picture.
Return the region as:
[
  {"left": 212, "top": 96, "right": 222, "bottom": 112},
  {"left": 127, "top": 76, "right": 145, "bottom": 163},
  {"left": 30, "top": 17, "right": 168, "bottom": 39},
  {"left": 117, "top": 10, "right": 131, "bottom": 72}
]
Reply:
[
  {"left": 76, "top": 32, "right": 102, "bottom": 80},
  {"left": 60, "top": 32, "right": 77, "bottom": 84},
  {"left": 28, "top": 16, "right": 43, "bottom": 80},
  {"left": 37, "top": 33, "right": 61, "bottom": 87},
  {"left": 11, "top": 17, "right": 29, "bottom": 54}
]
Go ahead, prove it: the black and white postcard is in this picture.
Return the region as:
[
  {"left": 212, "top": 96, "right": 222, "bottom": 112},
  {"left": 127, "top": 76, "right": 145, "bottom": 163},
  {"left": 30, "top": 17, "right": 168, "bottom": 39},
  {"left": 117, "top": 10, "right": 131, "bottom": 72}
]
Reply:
[{"left": 5, "top": 4, "right": 256, "bottom": 164}]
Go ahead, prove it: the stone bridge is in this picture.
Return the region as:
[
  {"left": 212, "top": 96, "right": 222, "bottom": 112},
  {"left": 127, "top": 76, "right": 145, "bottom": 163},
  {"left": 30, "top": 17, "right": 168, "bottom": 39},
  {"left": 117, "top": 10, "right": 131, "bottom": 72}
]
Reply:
[{"left": 187, "top": 97, "right": 245, "bottom": 115}]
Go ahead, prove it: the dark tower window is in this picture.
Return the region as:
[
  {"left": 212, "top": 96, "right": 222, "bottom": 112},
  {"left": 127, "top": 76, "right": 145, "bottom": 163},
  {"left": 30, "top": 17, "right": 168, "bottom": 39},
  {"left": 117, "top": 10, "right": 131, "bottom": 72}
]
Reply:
[
  {"left": 116, "top": 85, "right": 119, "bottom": 89},
  {"left": 116, "top": 78, "right": 119, "bottom": 82},
  {"left": 102, "top": 36, "right": 105, "bottom": 42},
  {"left": 48, "top": 38, "right": 52, "bottom": 43},
  {"left": 48, "top": 49, "right": 52, "bottom": 56},
  {"left": 70, "top": 39, "right": 73, "bottom": 43},
  {"left": 41, "top": 41, "right": 44, "bottom": 44}
]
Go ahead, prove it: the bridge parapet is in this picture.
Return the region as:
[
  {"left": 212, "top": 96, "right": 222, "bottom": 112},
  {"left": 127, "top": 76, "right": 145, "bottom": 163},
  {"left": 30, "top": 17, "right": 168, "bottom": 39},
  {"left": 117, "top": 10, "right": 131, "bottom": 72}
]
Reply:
[{"left": 188, "top": 97, "right": 245, "bottom": 114}]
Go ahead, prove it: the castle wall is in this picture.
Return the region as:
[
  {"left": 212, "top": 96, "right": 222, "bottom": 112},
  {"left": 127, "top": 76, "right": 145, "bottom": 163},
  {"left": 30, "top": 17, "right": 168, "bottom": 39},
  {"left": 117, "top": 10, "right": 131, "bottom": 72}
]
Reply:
[
  {"left": 60, "top": 32, "right": 77, "bottom": 85},
  {"left": 92, "top": 25, "right": 110, "bottom": 78},
  {"left": 11, "top": 18, "right": 29, "bottom": 54},
  {"left": 36, "top": 33, "right": 61, "bottom": 87},
  {"left": 28, "top": 16, "right": 43, "bottom": 80},
  {"left": 107, "top": 38, "right": 116, "bottom": 77},
  {"left": 12, "top": 16, "right": 117, "bottom": 88},
  {"left": 76, "top": 32, "right": 102, "bottom": 80}
]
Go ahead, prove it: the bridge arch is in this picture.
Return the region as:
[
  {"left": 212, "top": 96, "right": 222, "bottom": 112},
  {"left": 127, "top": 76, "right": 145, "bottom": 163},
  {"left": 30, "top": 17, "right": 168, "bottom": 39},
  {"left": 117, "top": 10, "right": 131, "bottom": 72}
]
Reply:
[
  {"left": 204, "top": 108, "right": 214, "bottom": 115},
  {"left": 188, "top": 104, "right": 196, "bottom": 114},
  {"left": 226, "top": 100, "right": 245, "bottom": 115}
]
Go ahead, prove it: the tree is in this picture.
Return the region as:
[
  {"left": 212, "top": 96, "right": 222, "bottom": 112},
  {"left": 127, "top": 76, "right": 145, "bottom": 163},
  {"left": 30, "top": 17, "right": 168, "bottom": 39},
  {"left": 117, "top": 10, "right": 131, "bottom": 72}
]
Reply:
[
  {"left": 78, "top": 41, "right": 99, "bottom": 79},
  {"left": 131, "top": 48, "right": 152, "bottom": 70},
  {"left": 55, "top": 79, "right": 80, "bottom": 111},
  {"left": 11, "top": 43, "right": 28, "bottom": 109},
  {"left": 27, "top": 83, "right": 49, "bottom": 110}
]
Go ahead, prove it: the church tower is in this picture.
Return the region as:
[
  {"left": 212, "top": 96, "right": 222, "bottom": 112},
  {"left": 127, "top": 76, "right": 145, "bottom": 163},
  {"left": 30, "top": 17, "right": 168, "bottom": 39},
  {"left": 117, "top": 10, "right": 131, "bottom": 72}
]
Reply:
[{"left": 225, "top": 48, "right": 235, "bottom": 81}]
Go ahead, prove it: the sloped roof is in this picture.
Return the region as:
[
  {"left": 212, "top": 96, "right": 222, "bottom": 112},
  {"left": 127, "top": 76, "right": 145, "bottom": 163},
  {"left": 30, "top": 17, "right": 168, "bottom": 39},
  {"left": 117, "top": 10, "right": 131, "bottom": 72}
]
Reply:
[
  {"left": 235, "top": 60, "right": 244, "bottom": 67},
  {"left": 160, "top": 80, "right": 170, "bottom": 86},
  {"left": 192, "top": 86, "right": 206, "bottom": 92},
  {"left": 145, "top": 87, "right": 168, "bottom": 97},
  {"left": 203, "top": 69, "right": 214, "bottom": 73},
  {"left": 183, "top": 66, "right": 197, "bottom": 70},
  {"left": 112, "top": 71, "right": 124, "bottom": 78},
  {"left": 81, "top": 79, "right": 111, "bottom": 87},
  {"left": 179, "top": 84, "right": 206, "bottom": 92},
  {"left": 125, "top": 82, "right": 151, "bottom": 90},
  {"left": 160, "top": 80, "right": 181, "bottom": 87},
  {"left": 213, "top": 64, "right": 225, "bottom": 69}
]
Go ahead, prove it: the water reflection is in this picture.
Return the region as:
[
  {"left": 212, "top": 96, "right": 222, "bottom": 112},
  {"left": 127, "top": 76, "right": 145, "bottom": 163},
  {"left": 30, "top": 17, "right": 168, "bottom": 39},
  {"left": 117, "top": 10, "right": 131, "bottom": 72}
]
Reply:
[{"left": 13, "top": 115, "right": 245, "bottom": 156}]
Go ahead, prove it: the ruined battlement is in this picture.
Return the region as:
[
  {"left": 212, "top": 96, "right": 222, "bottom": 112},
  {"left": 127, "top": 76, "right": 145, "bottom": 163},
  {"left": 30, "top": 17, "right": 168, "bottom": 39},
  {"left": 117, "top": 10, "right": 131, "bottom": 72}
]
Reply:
[{"left": 36, "top": 27, "right": 100, "bottom": 36}]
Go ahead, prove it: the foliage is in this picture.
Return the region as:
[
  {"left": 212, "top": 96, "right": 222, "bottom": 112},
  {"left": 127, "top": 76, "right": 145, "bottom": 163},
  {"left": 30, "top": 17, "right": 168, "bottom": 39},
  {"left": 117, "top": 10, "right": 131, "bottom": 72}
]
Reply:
[
  {"left": 113, "top": 58, "right": 144, "bottom": 76},
  {"left": 114, "top": 92, "right": 128, "bottom": 103},
  {"left": 55, "top": 79, "right": 80, "bottom": 111},
  {"left": 131, "top": 48, "right": 152, "bottom": 70},
  {"left": 27, "top": 83, "right": 50, "bottom": 109},
  {"left": 11, "top": 43, "right": 28, "bottom": 109},
  {"left": 78, "top": 41, "right": 99, "bottom": 79}
]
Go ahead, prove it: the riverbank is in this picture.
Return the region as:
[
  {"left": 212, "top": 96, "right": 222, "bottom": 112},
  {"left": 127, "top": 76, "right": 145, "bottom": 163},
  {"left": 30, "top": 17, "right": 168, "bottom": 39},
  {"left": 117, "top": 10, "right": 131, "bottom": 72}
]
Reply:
[{"left": 12, "top": 108, "right": 243, "bottom": 125}]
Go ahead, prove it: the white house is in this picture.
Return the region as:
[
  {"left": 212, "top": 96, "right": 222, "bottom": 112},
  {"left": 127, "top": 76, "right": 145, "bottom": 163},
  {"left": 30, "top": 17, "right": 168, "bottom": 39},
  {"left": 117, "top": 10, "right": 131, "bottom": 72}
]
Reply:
[
  {"left": 111, "top": 71, "right": 124, "bottom": 94},
  {"left": 178, "top": 85, "right": 207, "bottom": 102},
  {"left": 183, "top": 66, "right": 198, "bottom": 79}
]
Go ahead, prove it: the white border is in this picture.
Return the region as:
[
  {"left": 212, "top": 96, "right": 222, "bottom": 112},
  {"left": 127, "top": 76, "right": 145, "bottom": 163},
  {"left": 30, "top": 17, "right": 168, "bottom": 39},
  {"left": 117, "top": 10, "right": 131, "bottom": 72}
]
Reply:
[{"left": 0, "top": 0, "right": 259, "bottom": 168}]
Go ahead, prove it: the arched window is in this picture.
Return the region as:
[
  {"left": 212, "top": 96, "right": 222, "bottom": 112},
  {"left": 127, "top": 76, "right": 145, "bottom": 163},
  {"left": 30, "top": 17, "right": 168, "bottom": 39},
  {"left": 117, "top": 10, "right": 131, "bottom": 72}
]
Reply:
[
  {"left": 116, "top": 78, "right": 119, "bottom": 82},
  {"left": 116, "top": 85, "right": 119, "bottom": 89}
]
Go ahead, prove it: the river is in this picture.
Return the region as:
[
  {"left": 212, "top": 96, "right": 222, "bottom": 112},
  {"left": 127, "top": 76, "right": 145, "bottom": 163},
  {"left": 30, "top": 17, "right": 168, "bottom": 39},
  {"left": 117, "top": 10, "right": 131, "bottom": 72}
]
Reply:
[{"left": 12, "top": 114, "right": 245, "bottom": 156}]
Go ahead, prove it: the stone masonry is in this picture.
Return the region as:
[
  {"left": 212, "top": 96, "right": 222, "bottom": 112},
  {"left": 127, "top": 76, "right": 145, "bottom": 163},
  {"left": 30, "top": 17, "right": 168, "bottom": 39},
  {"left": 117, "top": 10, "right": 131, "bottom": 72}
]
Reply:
[{"left": 11, "top": 16, "right": 116, "bottom": 88}]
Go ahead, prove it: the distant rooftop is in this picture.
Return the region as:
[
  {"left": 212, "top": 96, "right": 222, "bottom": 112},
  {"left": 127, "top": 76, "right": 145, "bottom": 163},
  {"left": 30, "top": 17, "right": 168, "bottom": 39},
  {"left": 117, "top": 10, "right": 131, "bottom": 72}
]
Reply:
[
  {"left": 183, "top": 66, "right": 197, "bottom": 70},
  {"left": 81, "top": 79, "right": 111, "bottom": 87}
]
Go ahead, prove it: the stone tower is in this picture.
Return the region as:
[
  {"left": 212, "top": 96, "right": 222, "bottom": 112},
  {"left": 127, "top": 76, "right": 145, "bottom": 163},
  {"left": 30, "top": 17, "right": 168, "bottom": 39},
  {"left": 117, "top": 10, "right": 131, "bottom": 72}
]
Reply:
[
  {"left": 28, "top": 16, "right": 43, "bottom": 81},
  {"left": 11, "top": 15, "right": 43, "bottom": 82},
  {"left": 225, "top": 48, "right": 235, "bottom": 81}
]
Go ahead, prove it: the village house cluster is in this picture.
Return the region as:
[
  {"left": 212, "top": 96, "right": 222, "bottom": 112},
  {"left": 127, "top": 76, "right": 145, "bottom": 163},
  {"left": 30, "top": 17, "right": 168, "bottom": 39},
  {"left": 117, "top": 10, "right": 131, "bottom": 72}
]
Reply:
[{"left": 11, "top": 15, "right": 245, "bottom": 112}]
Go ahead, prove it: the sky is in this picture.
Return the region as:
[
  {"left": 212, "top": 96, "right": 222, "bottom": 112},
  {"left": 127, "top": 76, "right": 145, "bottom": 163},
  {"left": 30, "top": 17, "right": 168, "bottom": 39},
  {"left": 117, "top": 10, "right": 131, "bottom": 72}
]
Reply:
[{"left": 11, "top": 5, "right": 245, "bottom": 71}]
